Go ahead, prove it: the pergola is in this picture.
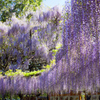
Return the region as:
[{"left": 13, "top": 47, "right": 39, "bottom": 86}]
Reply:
[{"left": 0, "top": 0, "right": 100, "bottom": 100}]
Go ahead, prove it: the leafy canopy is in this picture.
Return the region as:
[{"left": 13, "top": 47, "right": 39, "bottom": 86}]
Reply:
[{"left": 0, "top": 0, "right": 42, "bottom": 22}]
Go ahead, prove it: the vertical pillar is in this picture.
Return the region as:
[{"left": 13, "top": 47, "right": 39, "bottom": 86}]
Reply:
[
  {"left": 2, "top": 94, "right": 5, "bottom": 100},
  {"left": 18, "top": 93, "right": 23, "bottom": 100},
  {"left": 68, "top": 96, "right": 70, "bottom": 100},
  {"left": 47, "top": 94, "right": 49, "bottom": 100},
  {"left": 81, "top": 91, "right": 86, "bottom": 100},
  {"left": 10, "top": 94, "right": 12, "bottom": 100},
  {"left": 90, "top": 95, "right": 92, "bottom": 100},
  {"left": 96, "top": 94, "right": 99, "bottom": 100},
  {"left": 79, "top": 91, "right": 81, "bottom": 100}
]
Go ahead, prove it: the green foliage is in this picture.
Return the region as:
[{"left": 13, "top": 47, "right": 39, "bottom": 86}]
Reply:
[
  {"left": 0, "top": 41, "right": 62, "bottom": 77},
  {"left": 43, "top": 56, "right": 56, "bottom": 69},
  {"left": 5, "top": 69, "right": 24, "bottom": 76},
  {"left": 52, "top": 43, "right": 62, "bottom": 56},
  {"left": 0, "top": 72, "right": 2, "bottom": 75},
  {"left": 4, "top": 69, "right": 45, "bottom": 77},
  {"left": 12, "top": 95, "right": 20, "bottom": 100},
  {"left": 23, "top": 69, "right": 45, "bottom": 77},
  {"left": 55, "top": 43, "right": 62, "bottom": 50},
  {"left": 2, "top": 56, "right": 56, "bottom": 77},
  {"left": 43, "top": 43, "right": 62, "bottom": 69},
  {"left": 40, "top": 92, "right": 47, "bottom": 96},
  {"left": 0, "top": 42, "right": 62, "bottom": 77},
  {"left": 43, "top": 65, "right": 50, "bottom": 69},
  {"left": 0, "top": 0, "right": 43, "bottom": 22},
  {"left": 4, "top": 92, "right": 11, "bottom": 100},
  {"left": 1, "top": 60, "right": 52, "bottom": 77},
  {"left": 0, "top": 94, "right": 2, "bottom": 100},
  {"left": 0, "top": 92, "right": 20, "bottom": 100}
]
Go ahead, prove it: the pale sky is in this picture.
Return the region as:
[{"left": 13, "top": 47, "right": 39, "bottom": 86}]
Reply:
[
  {"left": 42, "top": 0, "right": 71, "bottom": 11},
  {"left": 43, "top": 0, "right": 66, "bottom": 8}
]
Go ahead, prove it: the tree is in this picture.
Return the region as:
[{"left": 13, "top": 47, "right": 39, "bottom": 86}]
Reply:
[
  {"left": 0, "top": 0, "right": 42, "bottom": 22},
  {"left": 0, "top": 6, "right": 63, "bottom": 73}
]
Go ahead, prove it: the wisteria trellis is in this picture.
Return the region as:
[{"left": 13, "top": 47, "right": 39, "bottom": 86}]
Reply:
[
  {"left": 39, "top": 0, "right": 100, "bottom": 94},
  {"left": 0, "top": 0, "right": 100, "bottom": 96}
]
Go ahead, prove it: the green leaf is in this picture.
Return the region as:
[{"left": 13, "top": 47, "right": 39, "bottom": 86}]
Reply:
[
  {"left": 56, "top": 43, "right": 62, "bottom": 50},
  {"left": 0, "top": 0, "right": 43, "bottom": 22}
]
